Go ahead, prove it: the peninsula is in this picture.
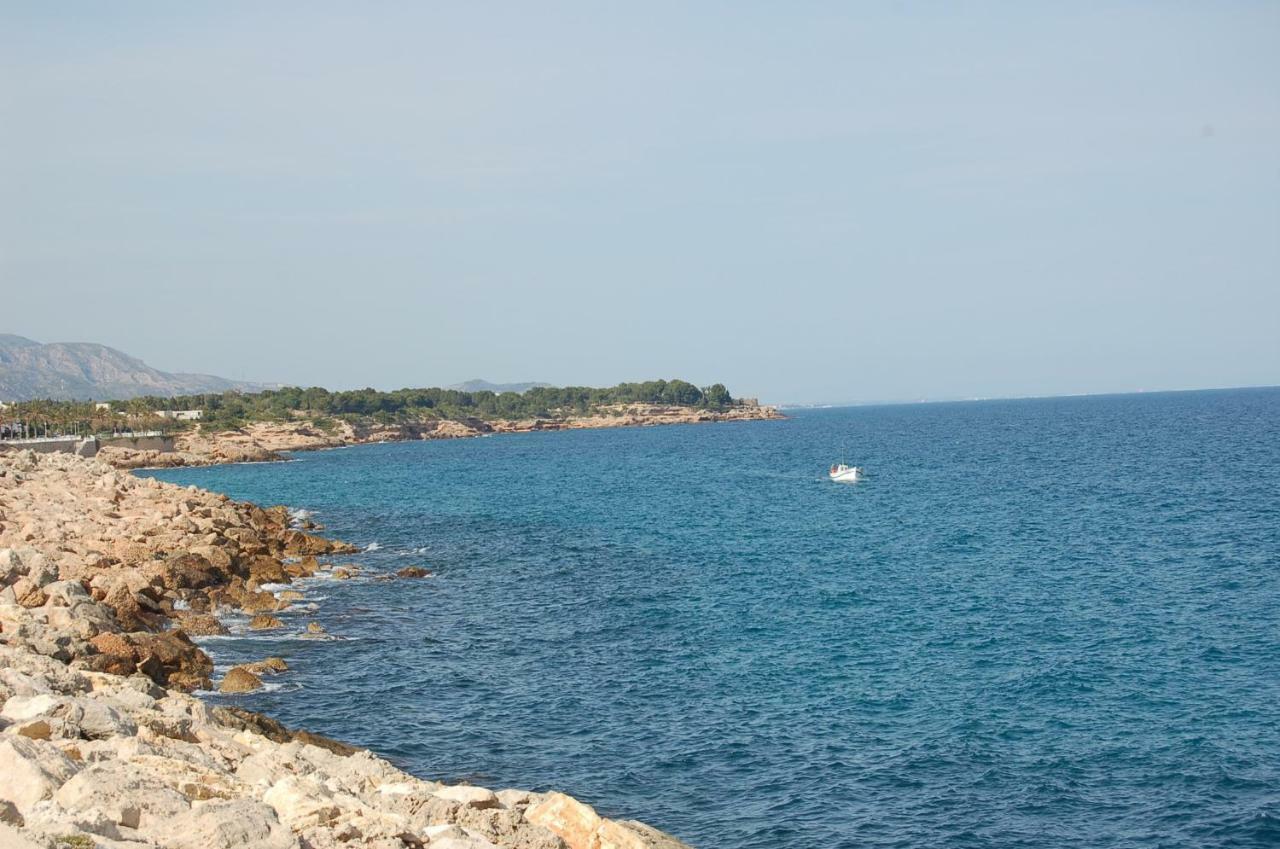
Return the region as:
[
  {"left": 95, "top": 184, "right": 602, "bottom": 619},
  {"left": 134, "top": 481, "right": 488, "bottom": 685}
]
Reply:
[{"left": 2, "top": 380, "right": 783, "bottom": 469}]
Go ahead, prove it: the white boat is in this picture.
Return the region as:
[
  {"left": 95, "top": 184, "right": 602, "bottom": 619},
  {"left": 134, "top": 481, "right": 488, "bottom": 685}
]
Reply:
[{"left": 828, "top": 463, "right": 862, "bottom": 483}]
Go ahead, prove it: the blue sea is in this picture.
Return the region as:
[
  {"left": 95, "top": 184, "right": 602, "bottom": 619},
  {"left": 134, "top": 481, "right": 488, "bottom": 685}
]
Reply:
[{"left": 142, "top": 388, "right": 1280, "bottom": 848}]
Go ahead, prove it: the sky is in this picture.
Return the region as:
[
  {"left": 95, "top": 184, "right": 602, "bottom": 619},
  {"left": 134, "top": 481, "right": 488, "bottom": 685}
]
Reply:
[{"left": 2, "top": 3, "right": 1277, "bottom": 404}]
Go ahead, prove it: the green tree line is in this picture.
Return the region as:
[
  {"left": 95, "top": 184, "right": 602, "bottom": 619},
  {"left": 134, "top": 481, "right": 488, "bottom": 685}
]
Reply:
[{"left": 1, "top": 379, "right": 738, "bottom": 436}]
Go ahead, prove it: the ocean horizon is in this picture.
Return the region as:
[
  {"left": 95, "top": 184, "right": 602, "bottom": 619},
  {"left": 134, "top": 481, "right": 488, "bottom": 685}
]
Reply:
[{"left": 143, "top": 385, "right": 1280, "bottom": 848}]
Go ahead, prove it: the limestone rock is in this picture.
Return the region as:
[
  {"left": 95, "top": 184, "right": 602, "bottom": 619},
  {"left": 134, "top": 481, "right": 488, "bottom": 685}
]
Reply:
[
  {"left": 433, "top": 786, "right": 500, "bottom": 810},
  {"left": 0, "top": 735, "right": 80, "bottom": 812},
  {"left": 143, "top": 798, "right": 297, "bottom": 849},
  {"left": 248, "top": 614, "right": 283, "bottom": 630}
]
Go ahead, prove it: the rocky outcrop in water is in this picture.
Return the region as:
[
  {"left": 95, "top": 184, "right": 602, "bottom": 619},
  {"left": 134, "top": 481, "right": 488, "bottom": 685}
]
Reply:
[{"left": 0, "top": 450, "right": 693, "bottom": 848}]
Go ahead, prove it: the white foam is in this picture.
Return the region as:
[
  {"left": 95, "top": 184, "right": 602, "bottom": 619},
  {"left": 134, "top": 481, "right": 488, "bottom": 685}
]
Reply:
[{"left": 364, "top": 542, "right": 382, "bottom": 552}]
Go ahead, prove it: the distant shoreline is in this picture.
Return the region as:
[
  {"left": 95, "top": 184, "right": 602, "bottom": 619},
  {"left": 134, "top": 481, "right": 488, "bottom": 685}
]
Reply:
[{"left": 94, "top": 403, "right": 786, "bottom": 469}]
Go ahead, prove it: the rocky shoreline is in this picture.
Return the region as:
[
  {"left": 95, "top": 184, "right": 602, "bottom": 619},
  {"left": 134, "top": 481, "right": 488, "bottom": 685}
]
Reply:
[
  {"left": 0, "top": 449, "right": 692, "bottom": 849},
  {"left": 95, "top": 404, "right": 785, "bottom": 469}
]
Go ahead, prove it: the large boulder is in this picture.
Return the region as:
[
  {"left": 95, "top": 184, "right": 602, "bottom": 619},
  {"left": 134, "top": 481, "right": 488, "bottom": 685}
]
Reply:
[
  {"left": 0, "top": 736, "right": 80, "bottom": 812},
  {"left": 523, "top": 793, "right": 693, "bottom": 849},
  {"left": 160, "top": 553, "right": 223, "bottom": 590},
  {"left": 142, "top": 798, "right": 298, "bottom": 849},
  {"left": 219, "top": 667, "right": 263, "bottom": 693},
  {"left": 88, "top": 630, "right": 213, "bottom": 691},
  {"left": 53, "top": 760, "right": 190, "bottom": 831}
]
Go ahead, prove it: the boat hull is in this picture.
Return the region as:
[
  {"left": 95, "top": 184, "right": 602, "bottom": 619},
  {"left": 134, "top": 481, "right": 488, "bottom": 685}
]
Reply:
[{"left": 829, "top": 468, "right": 860, "bottom": 483}]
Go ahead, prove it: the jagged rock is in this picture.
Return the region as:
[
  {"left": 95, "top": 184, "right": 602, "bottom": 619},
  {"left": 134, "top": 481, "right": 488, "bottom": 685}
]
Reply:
[
  {"left": 245, "top": 554, "right": 290, "bottom": 585},
  {"left": 219, "top": 667, "right": 263, "bottom": 693},
  {"left": 242, "top": 657, "right": 288, "bottom": 675},
  {"left": 396, "top": 567, "right": 433, "bottom": 579},
  {"left": 248, "top": 614, "right": 283, "bottom": 630},
  {"left": 173, "top": 612, "right": 229, "bottom": 636},
  {"left": 88, "top": 631, "right": 212, "bottom": 691},
  {"left": 160, "top": 553, "right": 222, "bottom": 590}
]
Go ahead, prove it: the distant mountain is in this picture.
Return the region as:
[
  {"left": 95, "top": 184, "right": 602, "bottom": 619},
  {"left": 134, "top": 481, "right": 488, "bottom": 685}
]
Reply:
[
  {"left": 447, "top": 379, "right": 553, "bottom": 395},
  {"left": 0, "top": 334, "right": 266, "bottom": 402}
]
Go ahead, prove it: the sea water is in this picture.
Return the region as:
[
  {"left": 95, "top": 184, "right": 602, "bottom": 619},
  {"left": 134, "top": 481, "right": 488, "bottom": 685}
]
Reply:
[{"left": 142, "top": 388, "right": 1280, "bottom": 848}]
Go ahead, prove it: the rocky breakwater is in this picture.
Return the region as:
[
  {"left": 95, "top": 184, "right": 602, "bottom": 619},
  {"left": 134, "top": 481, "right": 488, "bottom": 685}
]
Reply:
[{"left": 0, "top": 450, "right": 692, "bottom": 849}]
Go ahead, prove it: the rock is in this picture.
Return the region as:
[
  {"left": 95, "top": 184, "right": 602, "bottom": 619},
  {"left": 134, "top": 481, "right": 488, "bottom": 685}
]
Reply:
[
  {"left": 87, "top": 631, "right": 213, "bottom": 691},
  {"left": 11, "top": 577, "right": 47, "bottom": 608},
  {"left": 396, "top": 567, "right": 433, "bottom": 579},
  {"left": 0, "top": 799, "right": 22, "bottom": 826},
  {"left": 433, "top": 786, "right": 500, "bottom": 810},
  {"left": 0, "top": 735, "right": 80, "bottom": 812},
  {"left": 212, "top": 706, "right": 361, "bottom": 756},
  {"left": 102, "top": 581, "right": 161, "bottom": 632},
  {"left": 242, "top": 657, "right": 288, "bottom": 675},
  {"left": 522, "top": 793, "right": 694, "bottom": 849},
  {"left": 0, "top": 823, "right": 40, "bottom": 849},
  {"left": 174, "top": 612, "right": 229, "bottom": 636},
  {"left": 248, "top": 614, "right": 283, "bottom": 630},
  {"left": 143, "top": 798, "right": 297, "bottom": 849},
  {"left": 245, "top": 554, "right": 289, "bottom": 585},
  {"left": 261, "top": 776, "right": 341, "bottom": 831},
  {"left": 305, "top": 622, "right": 327, "bottom": 635},
  {"left": 161, "top": 552, "right": 222, "bottom": 590},
  {"left": 53, "top": 760, "right": 190, "bottom": 830},
  {"left": 277, "top": 590, "right": 304, "bottom": 603},
  {"left": 219, "top": 666, "right": 263, "bottom": 693},
  {"left": 14, "top": 718, "right": 53, "bottom": 740}
]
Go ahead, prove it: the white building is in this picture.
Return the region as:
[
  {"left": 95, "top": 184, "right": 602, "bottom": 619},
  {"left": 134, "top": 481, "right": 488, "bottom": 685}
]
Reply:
[{"left": 156, "top": 410, "right": 203, "bottom": 421}]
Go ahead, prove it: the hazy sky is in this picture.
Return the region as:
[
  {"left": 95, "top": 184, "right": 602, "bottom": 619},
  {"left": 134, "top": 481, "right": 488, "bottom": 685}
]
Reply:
[{"left": 2, "top": 3, "right": 1277, "bottom": 403}]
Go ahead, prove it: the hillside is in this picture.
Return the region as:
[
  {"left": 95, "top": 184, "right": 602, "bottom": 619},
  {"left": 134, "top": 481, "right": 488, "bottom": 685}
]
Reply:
[{"left": 0, "top": 334, "right": 264, "bottom": 401}]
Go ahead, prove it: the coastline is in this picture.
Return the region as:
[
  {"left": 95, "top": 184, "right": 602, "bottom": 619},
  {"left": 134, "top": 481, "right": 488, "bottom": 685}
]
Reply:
[
  {"left": 93, "top": 404, "right": 786, "bottom": 469},
  {"left": 0, "top": 449, "right": 692, "bottom": 848}
]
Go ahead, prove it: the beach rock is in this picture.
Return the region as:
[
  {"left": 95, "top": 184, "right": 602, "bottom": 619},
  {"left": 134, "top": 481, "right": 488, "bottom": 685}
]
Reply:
[
  {"left": 396, "top": 567, "right": 433, "bottom": 579},
  {"left": 0, "top": 735, "right": 80, "bottom": 811},
  {"left": 433, "top": 786, "right": 500, "bottom": 810},
  {"left": 0, "top": 823, "right": 40, "bottom": 849},
  {"left": 54, "top": 760, "right": 191, "bottom": 829},
  {"left": 249, "top": 614, "right": 283, "bottom": 630},
  {"left": 161, "top": 552, "right": 222, "bottom": 590},
  {"left": 88, "top": 630, "right": 212, "bottom": 691},
  {"left": 521, "top": 794, "right": 690, "bottom": 849},
  {"left": 212, "top": 706, "right": 361, "bottom": 756},
  {"left": 220, "top": 666, "right": 264, "bottom": 693},
  {"left": 245, "top": 554, "right": 290, "bottom": 585},
  {"left": 174, "top": 612, "right": 229, "bottom": 636},
  {"left": 143, "top": 798, "right": 297, "bottom": 849},
  {"left": 242, "top": 657, "right": 288, "bottom": 675},
  {"left": 101, "top": 582, "right": 156, "bottom": 632}
]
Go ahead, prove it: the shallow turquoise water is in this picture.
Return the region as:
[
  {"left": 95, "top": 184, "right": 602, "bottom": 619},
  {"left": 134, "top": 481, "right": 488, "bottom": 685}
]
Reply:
[{"left": 143, "top": 388, "right": 1280, "bottom": 848}]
